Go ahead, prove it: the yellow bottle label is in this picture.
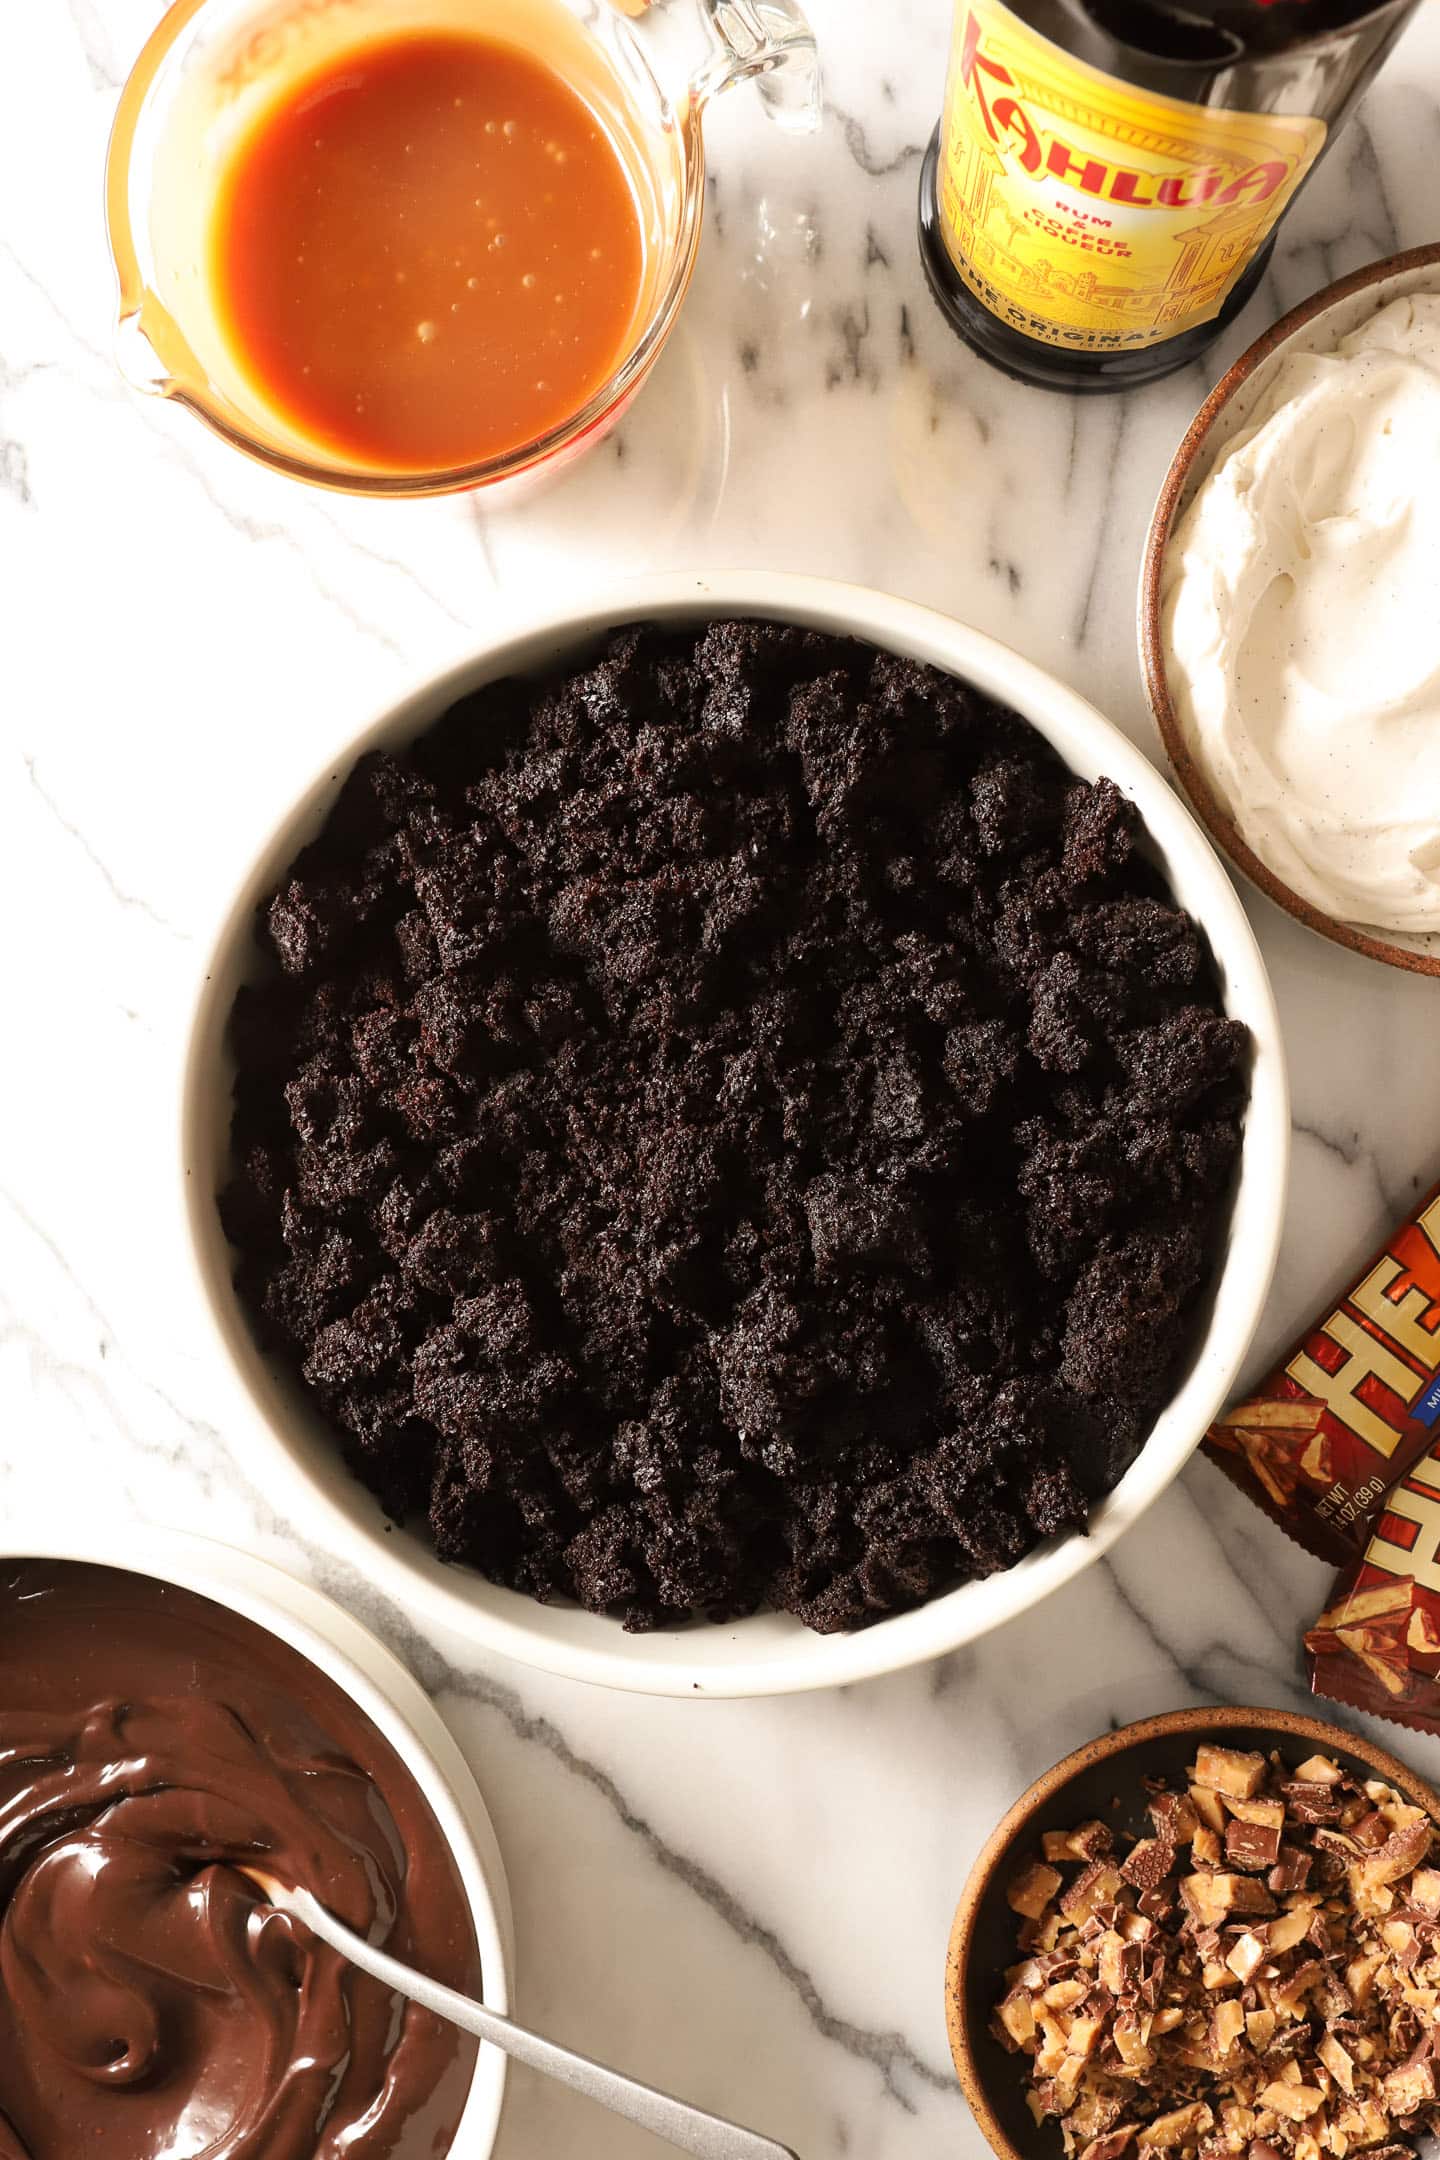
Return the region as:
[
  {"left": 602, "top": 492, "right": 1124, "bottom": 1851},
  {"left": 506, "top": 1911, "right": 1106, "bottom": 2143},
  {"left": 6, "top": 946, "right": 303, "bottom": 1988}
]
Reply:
[{"left": 936, "top": 0, "right": 1327, "bottom": 351}]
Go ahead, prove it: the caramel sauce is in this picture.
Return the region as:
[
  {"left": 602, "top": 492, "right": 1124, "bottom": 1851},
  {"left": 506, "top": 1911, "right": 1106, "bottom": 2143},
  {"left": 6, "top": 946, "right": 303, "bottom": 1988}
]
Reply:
[{"left": 211, "top": 30, "right": 646, "bottom": 471}]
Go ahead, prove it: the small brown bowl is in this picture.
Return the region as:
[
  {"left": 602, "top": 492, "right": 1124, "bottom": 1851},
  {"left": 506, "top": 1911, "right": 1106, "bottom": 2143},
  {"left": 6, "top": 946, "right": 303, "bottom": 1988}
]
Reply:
[
  {"left": 1138, "top": 243, "right": 1440, "bottom": 979},
  {"left": 945, "top": 1704, "right": 1440, "bottom": 2160}
]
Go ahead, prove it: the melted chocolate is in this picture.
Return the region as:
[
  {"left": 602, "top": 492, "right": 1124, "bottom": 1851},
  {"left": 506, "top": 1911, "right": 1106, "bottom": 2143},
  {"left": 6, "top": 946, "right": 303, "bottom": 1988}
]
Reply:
[{"left": 0, "top": 1561, "right": 478, "bottom": 2160}]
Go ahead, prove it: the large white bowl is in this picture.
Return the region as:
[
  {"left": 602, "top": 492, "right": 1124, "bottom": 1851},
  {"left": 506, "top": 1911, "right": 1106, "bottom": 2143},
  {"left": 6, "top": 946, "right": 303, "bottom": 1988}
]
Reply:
[
  {"left": 183, "top": 572, "right": 1290, "bottom": 1697},
  {"left": 3, "top": 1524, "right": 511, "bottom": 2157}
]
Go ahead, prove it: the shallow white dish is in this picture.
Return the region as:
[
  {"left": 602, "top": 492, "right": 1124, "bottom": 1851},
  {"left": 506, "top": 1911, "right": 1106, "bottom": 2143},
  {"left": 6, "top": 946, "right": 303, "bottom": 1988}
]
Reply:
[
  {"left": 182, "top": 571, "right": 1290, "bottom": 1697},
  {"left": 4, "top": 1523, "right": 512, "bottom": 2157}
]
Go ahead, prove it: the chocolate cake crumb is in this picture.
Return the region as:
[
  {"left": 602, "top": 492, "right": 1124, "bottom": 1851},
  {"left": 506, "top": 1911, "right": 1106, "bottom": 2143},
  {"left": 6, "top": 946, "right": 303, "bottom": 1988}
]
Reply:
[{"left": 221, "top": 620, "right": 1248, "bottom": 1632}]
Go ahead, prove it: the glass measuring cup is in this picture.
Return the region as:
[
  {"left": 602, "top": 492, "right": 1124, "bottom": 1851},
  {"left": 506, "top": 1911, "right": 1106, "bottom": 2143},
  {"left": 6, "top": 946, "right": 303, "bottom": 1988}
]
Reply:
[{"left": 105, "top": 0, "right": 819, "bottom": 496}]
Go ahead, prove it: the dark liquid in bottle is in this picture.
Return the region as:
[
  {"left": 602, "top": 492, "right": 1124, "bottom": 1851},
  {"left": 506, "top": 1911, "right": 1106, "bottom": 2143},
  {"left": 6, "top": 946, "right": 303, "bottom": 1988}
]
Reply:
[{"left": 918, "top": 0, "right": 1416, "bottom": 391}]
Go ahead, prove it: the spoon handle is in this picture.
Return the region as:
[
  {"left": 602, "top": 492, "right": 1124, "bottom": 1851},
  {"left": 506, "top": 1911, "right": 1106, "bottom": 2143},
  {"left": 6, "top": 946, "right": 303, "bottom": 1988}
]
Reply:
[{"left": 281, "top": 1883, "right": 800, "bottom": 2160}]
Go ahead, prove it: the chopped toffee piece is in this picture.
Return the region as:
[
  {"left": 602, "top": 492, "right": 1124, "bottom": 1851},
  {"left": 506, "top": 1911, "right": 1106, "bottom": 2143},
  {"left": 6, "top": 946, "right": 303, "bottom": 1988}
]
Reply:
[{"left": 991, "top": 1743, "right": 1440, "bottom": 2160}]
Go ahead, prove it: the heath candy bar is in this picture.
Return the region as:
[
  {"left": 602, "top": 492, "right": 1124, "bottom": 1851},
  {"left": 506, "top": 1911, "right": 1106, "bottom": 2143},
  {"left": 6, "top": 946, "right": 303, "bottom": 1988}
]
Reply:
[
  {"left": 1205, "top": 1176, "right": 1440, "bottom": 1562},
  {"left": 1306, "top": 1430, "right": 1440, "bottom": 1734}
]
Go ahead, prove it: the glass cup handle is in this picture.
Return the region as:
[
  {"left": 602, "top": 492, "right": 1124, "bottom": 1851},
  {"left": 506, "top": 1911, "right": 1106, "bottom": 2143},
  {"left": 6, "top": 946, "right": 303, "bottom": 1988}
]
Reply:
[
  {"left": 695, "top": 0, "right": 819, "bottom": 130},
  {"left": 625, "top": 0, "right": 820, "bottom": 132}
]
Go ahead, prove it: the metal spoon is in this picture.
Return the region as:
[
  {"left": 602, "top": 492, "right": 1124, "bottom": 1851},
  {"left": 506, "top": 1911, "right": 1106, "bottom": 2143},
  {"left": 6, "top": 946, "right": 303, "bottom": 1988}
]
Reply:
[{"left": 239, "top": 1867, "right": 800, "bottom": 2160}]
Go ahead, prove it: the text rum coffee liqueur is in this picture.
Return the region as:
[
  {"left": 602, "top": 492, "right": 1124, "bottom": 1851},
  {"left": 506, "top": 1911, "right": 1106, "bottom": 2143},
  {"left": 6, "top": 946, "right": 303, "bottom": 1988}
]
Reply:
[{"left": 917, "top": 0, "right": 1419, "bottom": 390}]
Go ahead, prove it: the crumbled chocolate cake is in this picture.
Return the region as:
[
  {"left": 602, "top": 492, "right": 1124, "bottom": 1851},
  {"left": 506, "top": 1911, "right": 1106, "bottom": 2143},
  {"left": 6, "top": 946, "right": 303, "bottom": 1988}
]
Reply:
[{"left": 221, "top": 620, "right": 1248, "bottom": 1632}]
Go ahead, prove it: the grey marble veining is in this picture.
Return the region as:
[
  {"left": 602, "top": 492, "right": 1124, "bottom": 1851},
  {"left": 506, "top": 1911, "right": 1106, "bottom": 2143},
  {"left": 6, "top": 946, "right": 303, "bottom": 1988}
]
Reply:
[{"left": 6, "top": 2, "right": 1440, "bottom": 2154}]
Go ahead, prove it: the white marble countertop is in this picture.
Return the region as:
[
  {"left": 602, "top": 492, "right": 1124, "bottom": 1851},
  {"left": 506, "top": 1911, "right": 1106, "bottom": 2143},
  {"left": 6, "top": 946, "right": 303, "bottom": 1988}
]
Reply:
[{"left": 7, "top": 3, "right": 1440, "bottom": 2155}]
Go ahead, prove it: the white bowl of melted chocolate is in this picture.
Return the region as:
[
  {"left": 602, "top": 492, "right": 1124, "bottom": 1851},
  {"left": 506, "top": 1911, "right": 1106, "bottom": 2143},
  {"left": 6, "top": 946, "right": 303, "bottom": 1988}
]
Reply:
[{"left": 0, "top": 1530, "right": 511, "bottom": 2160}]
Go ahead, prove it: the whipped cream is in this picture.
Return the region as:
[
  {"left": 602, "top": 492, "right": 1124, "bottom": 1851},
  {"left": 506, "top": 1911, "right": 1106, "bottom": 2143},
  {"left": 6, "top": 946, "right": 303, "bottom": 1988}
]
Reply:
[{"left": 1162, "top": 292, "right": 1440, "bottom": 937}]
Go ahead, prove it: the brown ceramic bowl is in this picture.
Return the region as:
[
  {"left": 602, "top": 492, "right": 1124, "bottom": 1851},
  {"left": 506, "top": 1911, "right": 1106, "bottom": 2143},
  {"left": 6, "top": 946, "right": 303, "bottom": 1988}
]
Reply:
[
  {"left": 945, "top": 1704, "right": 1440, "bottom": 2160},
  {"left": 1139, "top": 243, "right": 1440, "bottom": 979}
]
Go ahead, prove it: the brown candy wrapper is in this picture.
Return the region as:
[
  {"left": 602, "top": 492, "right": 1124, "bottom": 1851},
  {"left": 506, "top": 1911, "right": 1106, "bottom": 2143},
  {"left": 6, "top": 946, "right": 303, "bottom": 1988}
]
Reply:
[
  {"left": 1204, "top": 1175, "right": 1440, "bottom": 1562},
  {"left": 1307, "top": 1435, "right": 1440, "bottom": 1734}
]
